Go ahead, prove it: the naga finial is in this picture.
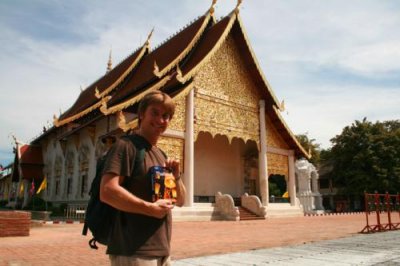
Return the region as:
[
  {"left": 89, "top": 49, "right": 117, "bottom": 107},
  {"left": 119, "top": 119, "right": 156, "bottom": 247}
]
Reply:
[
  {"left": 209, "top": 0, "right": 217, "bottom": 15},
  {"left": 235, "top": 0, "right": 242, "bottom": 14},
  {"left": 95, "top": 87, "right": 101, "bottom": 99},
  {"left": 153, "top": 60, "right": 161, "bottom": 77},
  {"left": 145, "top": 27, "right": 155, "bottom": 46}
]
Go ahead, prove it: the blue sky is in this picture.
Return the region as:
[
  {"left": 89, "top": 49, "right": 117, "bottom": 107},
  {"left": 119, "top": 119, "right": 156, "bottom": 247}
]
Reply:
[{"left": 1, "top": 0, "right": 399, "bottom": 166}]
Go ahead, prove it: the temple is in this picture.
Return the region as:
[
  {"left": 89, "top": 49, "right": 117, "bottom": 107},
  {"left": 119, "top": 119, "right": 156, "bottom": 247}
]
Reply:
[{"left": 4, "top": 1, "right": 325, "bottom": 220}]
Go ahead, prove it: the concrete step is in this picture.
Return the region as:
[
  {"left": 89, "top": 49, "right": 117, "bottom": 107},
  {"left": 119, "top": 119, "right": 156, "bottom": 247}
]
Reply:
[
  {"left": 172, "top": 203, "right": 223, "bottom": 221},
  {"left": 266, "top": 203, "right": 304, "bottom": 218}
]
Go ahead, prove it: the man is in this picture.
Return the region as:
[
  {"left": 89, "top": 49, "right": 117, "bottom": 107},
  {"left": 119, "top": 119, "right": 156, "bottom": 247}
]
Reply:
[{"left": 100, "top": 91, "right": 186, "bottom": 266}]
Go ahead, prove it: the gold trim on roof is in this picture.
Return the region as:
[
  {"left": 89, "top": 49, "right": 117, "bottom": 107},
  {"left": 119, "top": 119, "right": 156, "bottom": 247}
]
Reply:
[
  {"left": 235, "top": 0, "right": 243, "bottom": 14},
  {"left": 100, "top": 74, "right": 172, "bottom": 115},
  {"left": 54, "top": 96, "right": 111, "bottom": 127},
  {"left": 95, "top": 29, "right": 154, "bottom": 99},
  {"left": 153, "top": 7, "right": 213, "bottom": 78},
  {"left": 118, "top": 111, "right": 138, "bottom": 132},
  {"left": 272, "top": 105, "right": 311, "bottom": 159},
  {"left": 235, "top": 14, "right": 281, "bottom": 106},
  {"left": 176, "top": 12, "right": 237, "bottom": 84},
  {"left": 117, "top": 82, "right": 194, "bottom": 132}
]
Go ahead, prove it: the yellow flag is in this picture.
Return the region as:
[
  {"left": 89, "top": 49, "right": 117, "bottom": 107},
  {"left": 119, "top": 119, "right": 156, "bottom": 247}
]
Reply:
[
  {"left": 19, "top": 182, "right": 24, "bottom": 197},
  {"left": 36, "top": 177, "right": 47, "bottom": 194}
]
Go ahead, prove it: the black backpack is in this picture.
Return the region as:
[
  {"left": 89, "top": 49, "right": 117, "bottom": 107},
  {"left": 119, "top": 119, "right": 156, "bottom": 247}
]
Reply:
[{"left": 82, "top": 135, "right": 146, "bottom": 249}]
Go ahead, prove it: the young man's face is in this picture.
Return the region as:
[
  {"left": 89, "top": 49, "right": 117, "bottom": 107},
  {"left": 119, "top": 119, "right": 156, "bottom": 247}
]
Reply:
[{"left": 140, "top": 103, "right": 171, "bottom": 137}]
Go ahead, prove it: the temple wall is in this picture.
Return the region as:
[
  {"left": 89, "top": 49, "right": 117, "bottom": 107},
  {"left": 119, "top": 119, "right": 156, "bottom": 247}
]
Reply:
[
  {"left": 40, "top": 116, "right": 111, "bottom": 204},
  {"left": 168, "top": 95, "right": 186, "bottom": 132},
  {"left": 158, "top": 136, "right": 185, "bottom": 171}
]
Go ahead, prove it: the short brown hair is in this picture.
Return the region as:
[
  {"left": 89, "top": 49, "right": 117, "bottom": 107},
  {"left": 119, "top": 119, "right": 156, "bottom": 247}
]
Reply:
[{"left": 138, "top": 91, "right": 175, "bottom": 125}]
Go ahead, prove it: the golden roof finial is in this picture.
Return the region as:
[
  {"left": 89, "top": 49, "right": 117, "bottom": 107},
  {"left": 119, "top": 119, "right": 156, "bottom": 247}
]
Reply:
[
  {"left": 53, "top": 114, "right": 60, "bottom": 127},
  {"left": 153, "top": 60, "right": 161, "bottom": 77},
  {"left": 95, "top": 87, "right": 101, "bottom": 99},
  {"left": 235, "top": 0, "right": 242, "bottom": 14},
  {"left": 176, "top": 65, "right": 184, "bottom": 83},
  {"left": 145, "top": 27, "right": 155, "bottom": 46},
  {"left": 209, "top": 0, "right": 217, "bottom": 15},
  {"left": 279, "top": 99, "right": 285, "bottom": 112},
  {"left": 106, "top": 49, "right": 113, "bottom": 73},
  {"left": 99, "top": 96, "right": 112, "bottom": 115}
]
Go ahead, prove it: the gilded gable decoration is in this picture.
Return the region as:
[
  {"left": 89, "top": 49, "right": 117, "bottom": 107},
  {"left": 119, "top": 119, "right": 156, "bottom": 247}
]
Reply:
[
  {"left": 176, "top": 12, "right": 237, "bottom": 84},
  {"left": 192, "top": 35, "right": 261, "bottom": 145}
]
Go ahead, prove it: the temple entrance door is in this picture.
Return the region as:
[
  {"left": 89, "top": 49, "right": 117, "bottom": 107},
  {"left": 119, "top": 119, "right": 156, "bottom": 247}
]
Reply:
[
  {"left": 243, "top": 143, "right": 259, "bottom": 197},
  {"left": 194, "top": 132, "right": 258, "bottom": 203},
  {"left": 268, "top": 174, "right": 288, "bottom": 203}
]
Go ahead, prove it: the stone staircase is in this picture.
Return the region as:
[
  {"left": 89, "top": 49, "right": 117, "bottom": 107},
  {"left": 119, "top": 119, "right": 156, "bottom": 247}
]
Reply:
[
  {"left": 238, "top": 207, "right": 265, "bottom": 221},
  {"left": 266, "top": 203, "right": 304, "bottom": 218}
]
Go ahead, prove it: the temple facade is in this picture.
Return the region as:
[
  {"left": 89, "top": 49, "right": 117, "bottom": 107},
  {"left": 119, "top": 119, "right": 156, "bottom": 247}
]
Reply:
[{"left": 9, "top": 2, "right": 317, "bottom": 219}]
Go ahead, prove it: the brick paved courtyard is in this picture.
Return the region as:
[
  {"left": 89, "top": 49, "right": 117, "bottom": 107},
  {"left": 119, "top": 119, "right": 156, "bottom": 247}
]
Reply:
[{"left": 0, "top": 213, "right": 366, "bottom": 265}]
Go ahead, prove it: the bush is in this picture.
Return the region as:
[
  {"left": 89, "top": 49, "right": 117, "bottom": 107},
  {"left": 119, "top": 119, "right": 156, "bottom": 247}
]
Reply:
[
  {"left": 23, "top": 196, "right": 50, "bottom": 211},
  {"left": 50, "top": 203, "right": 68, "bottom": 217}
]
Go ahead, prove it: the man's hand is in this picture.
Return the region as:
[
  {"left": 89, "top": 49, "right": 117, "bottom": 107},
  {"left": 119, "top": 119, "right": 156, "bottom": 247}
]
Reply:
[
  {"left": 150, "top": 199, "right": 174, "bottom": 219},
  {"left": 165, "top": 158, "right": 180, "bottom": 180}
]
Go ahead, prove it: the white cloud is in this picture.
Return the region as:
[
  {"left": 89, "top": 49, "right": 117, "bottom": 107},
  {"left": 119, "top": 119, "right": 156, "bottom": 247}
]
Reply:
[{"left": 337, "top": 41, "right": 400, "bottom": 75}]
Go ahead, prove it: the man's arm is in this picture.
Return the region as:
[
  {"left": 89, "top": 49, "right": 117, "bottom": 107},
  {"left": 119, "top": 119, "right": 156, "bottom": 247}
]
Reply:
[{"left": 100, "top": 173, "right": 173, "bottom": 219}]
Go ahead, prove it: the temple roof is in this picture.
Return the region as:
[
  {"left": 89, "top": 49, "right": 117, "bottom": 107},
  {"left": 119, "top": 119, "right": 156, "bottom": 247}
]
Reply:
[
  {"left": 51, "top": 2, "right": 309, "bottom": 158},
  {"left": 12, "top": 143, "right": 44, "bottom": 182}
]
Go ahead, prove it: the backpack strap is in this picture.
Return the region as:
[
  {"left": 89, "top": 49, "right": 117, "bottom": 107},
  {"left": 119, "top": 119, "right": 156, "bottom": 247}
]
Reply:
[{"left": 126, "top": 134, "right": 147, "bottom": 177}]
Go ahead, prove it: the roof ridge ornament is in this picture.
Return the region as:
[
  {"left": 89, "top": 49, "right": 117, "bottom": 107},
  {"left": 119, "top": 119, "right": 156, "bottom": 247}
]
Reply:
[
  {"left": 154, "top": 61, "right": 161, "bottom": 77},
  {"left": 209, "top": 0, "right": 217, "bottom": 15},
  {"left": 106, "top": 49, "right": 113, "bottom": 73},
  {"left": 235, "top": 0, "right": 242, "bottom": 14},
  {"left": 176, "top": 65, "right": 184, "bottom": 83},
  {"left": 95, "top": 87, "right": 100, "bottom": 98},
  {"left": 146, "top": 27, "right": 155, "bottom": 47}
]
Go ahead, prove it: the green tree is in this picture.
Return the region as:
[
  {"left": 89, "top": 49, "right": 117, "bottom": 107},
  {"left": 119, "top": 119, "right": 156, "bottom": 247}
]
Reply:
[
  {"left": 328, "top": 118, "right": 400, "bottom": 197},
  {"left": 296, "top": 133, "right": 321, "bottom": 165}
]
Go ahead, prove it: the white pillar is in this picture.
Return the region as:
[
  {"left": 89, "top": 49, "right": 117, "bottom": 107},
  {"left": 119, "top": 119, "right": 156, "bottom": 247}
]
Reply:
[
  {"left": 184, "top": 89, "right": 194, "bottom": 207},
  {"left": 258, "top": 100, "right": 268, "bottom": 206},
  {"left": 288, "top": 152, "right": 296, "bottom": 206}
]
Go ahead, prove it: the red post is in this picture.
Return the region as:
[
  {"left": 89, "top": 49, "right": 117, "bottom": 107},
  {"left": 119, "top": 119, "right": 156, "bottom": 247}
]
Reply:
[
  {"left": 364, "top": 192, "right": 369, "bottom": 230},
  {"left": 385, "top": 192, "right": 392, "bottom": 230},
  {"left": 374, "top": 192, "right": 383, "bottom": 231}
]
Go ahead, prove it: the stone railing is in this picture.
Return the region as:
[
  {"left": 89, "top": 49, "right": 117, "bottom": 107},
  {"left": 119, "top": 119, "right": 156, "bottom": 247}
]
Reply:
[
  {"left": 241, "top": 193, "right": 267, "bottom": 217},
  {"left": 215, "top": 192, "right": 239, "bottom": 221},
  {"left": 0, "top": 211, "right": 31, "bottom": 237}
]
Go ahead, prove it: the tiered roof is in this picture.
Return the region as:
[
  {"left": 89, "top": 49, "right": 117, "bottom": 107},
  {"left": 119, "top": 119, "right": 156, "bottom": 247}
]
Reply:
[{"left": 50, "top": 1, "right": 309, "bottom": 158}]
